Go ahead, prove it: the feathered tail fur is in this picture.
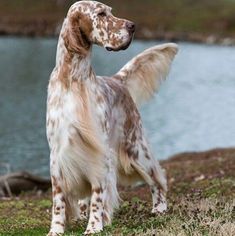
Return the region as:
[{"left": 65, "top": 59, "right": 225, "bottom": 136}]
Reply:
[{"left": 115, "top": 43, "right": 178, "bottom": 105}]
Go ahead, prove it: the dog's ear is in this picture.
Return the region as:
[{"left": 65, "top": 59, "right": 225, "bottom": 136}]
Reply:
[{"left": 63, "top": 13, "right": 91, "bottom": 56}]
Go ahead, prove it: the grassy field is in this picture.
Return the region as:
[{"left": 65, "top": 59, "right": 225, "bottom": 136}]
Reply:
[
  {"left": 1, "top": 0, "right": 235, "bottom": 41},
  {"left": 0, "top": 148, "right": 234, "bottom": 235}
]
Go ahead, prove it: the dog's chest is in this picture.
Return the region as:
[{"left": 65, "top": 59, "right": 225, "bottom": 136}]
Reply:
[
  {"left": 46, "top": 83, "right": 110, "bottom": 150},
  {"left": 46, "top": 90, "right": 74, "bottom": 150}
]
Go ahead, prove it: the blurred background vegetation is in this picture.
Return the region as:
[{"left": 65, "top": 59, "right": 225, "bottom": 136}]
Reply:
[{"left": 0, "top": 0, "right": 235, "bottom": 42}]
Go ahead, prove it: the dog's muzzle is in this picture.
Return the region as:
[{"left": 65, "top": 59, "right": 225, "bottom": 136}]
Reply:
[{"left": 106, "top": 21, "right": 135, "bottom": 52}]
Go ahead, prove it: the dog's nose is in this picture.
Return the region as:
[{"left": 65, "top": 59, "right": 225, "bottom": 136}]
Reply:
[{"left": 126, "top": 21, "right": 135, "bottom": 32}]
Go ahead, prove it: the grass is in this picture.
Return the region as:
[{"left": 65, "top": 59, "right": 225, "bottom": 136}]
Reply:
[{"left": 0, "top": 148, "right": 235, "bottom": 235}]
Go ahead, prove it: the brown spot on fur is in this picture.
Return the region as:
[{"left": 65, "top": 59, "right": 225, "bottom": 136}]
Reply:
[
  {"left": 141, "top": 144, "right": 147, "bottom": 152},
  {"left": 99, "top": 31, "right": 104, "bottom": 37},
  {"left": 94, "top": 187, "right": 103, "bottom": 194},
  {"left": 126, "top": 145, "right": 132, "bottom": 157},
  {"left": 51, "top": 120, "right": 55, "bottom": 128},
  {"left": 56, "top": 186, "right": 62, "bottom": 194},
  {"left": 80, "top": 204, "right": 87, "bottom": 212},
  {"left": 124, "top": 117, "right": 132, "bottom": 131},
  {"left": 145, "top": 154, "right": 151, "bottom": 160},
  {"left": 55, "top": 221, "right": 65, "bottom": 227},
  {"left": 102, "top": 212, "right": 109, "bottom": 223},
  {"left": 57, "top": 52, "right": 71, "bottom": 89},
  {"left": 131, "top": 133, "right": 136, "bottom": 142},
  {"left": 133, "top": 150, "right": 139, "bottom": 160},
  {"left": 69, "top": 137, "right": 74, "bottom": 146},
  {"left": 96, "top": 197, "right": 102, "bottom": 203},
  {"left": 96, "top": 95, "right": 104, "bottom": 103}
]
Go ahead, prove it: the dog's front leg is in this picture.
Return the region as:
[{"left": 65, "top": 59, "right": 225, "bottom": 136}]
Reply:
[
  {"left": 78, "top": 197, "right": 90, "bottom": 220},
  {"left": 47, "top": 156, "right": 66, "bottom": 236},
  {"left": 84, "top": 187, "right": 104, "bottom": 235}
]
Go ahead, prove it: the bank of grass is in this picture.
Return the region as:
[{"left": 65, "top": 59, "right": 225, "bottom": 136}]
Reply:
[
  {"left": 0, "top": 148, "right": 235, "bottom": 235},
  {"left": 1, "top": 0, "right": 235, "bottom": 39}
]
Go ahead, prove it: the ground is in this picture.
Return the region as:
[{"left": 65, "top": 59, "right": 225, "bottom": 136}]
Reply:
[
  {"left": 0, "top": 148, "right": 234, "bottom": 236},
  {"left": 1, "top": 0, "right": 235, "bottom": 44}
]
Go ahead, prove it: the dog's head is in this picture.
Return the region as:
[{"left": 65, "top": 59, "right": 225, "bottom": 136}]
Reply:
[{"left": 63, "top": 1, "right": 135, "bottom": 55}]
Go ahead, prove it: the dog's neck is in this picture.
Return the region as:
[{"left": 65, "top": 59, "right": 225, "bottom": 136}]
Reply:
[{"left": 55, "top": 21, "right": 95, "bottom": 87}]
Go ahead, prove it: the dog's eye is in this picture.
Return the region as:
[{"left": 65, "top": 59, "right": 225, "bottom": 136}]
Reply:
[{"left": 98, "top": 11, "right": 107, "bottom": 17}]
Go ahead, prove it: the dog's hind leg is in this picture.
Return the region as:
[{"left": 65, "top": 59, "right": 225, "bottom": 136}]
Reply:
[
  {"left": 124, "top": 138, "right": 167, "bottom": 213},
  {"left": 133, "top": 161, "right": 167, "bottom": 213},
  {"left": 150, "top": 184, "right": 167, "bottom": 213}
]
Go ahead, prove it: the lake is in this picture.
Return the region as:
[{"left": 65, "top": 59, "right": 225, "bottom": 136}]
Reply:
[{"left": 0, "top": 37, "right": 235, "bottom": 176}]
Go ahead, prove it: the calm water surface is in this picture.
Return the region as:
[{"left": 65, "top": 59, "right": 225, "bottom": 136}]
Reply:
[{"left": 0, "top": 37, "right": 235, "bottom": 176}]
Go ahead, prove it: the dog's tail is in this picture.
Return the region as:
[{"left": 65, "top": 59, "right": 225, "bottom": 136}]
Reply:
[{"left": 114, "top": 43, "right": 178, "bottom": 106}]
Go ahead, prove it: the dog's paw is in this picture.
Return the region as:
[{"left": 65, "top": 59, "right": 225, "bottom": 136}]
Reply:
[
  {"left": 151, "top": 202, "right": 167, "bottom": 214},
  {"left": 84, "top": 225, "right": 103, "bottom": 235},
  {"left": 47, "top": 232, "right": 63, "bottom": 236}
]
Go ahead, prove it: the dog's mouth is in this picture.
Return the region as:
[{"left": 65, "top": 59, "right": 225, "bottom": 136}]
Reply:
[{"left": 105, "top": 34, "right": 134, "bottom": 52}]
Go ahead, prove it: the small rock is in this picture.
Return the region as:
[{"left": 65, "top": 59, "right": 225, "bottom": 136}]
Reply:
[{"left": 194, "top": 174, "right": 205, "bottom": 182}]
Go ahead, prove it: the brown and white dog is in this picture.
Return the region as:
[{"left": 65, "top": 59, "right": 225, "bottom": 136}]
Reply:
[{"left": 46, "top": 1, "right": 178, "bottom": 235}]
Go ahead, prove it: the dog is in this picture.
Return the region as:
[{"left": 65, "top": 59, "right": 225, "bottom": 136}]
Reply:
[{"left": 46, "top": 1, "right": 178, "bottom": 235}]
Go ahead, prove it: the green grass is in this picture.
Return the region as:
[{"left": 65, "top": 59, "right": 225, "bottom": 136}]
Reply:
[{"left": 0, "top": 148, "right": 235, "bottom": 235}]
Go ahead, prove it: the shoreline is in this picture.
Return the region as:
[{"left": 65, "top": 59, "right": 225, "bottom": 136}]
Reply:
[
  {"left": 1, "top": 147, "right": 234, "bottom": 197},
  {"left": 0, "top": 25, "right": 235, "bottom": 46},
  {"left": 1, "top": 0, "right": 235, "bottom": 47}
]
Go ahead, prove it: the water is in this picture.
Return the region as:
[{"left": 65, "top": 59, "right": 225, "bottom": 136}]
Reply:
[{"left": 0, "top": 37, "right": 235, "bottom": 176}]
